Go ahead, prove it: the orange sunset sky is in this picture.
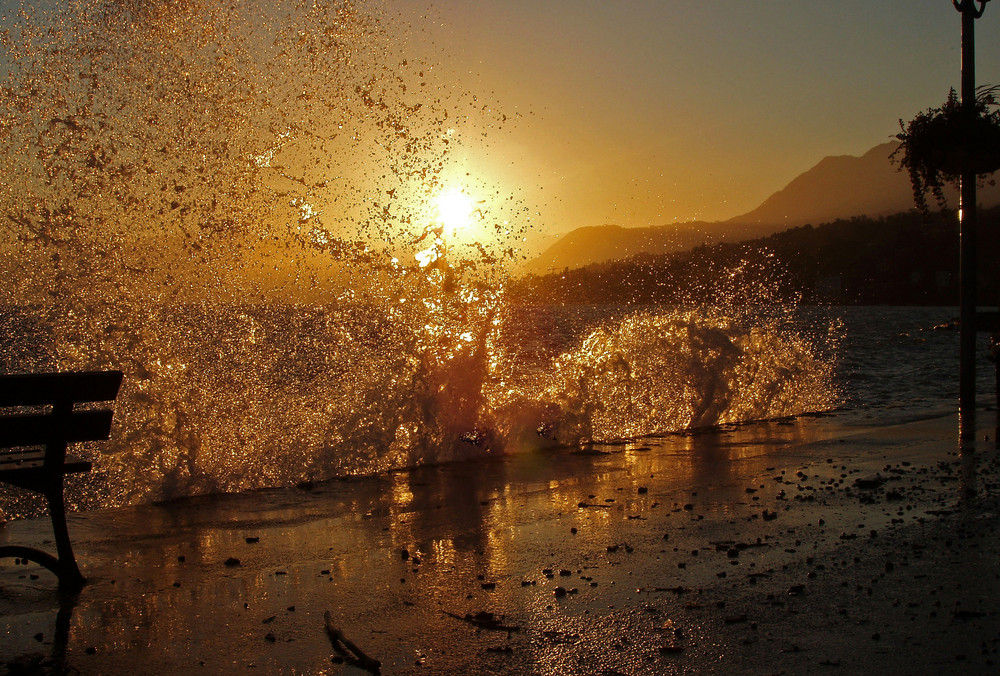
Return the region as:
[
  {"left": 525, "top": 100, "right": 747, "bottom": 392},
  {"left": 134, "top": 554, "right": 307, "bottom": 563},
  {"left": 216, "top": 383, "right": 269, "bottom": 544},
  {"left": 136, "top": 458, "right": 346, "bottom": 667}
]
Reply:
[
  {"left": 2, "top": 0, "right": 999, "bottom": 251},
  {"left": 388, "top": 0, "right": 1000, "bottom": 233}
]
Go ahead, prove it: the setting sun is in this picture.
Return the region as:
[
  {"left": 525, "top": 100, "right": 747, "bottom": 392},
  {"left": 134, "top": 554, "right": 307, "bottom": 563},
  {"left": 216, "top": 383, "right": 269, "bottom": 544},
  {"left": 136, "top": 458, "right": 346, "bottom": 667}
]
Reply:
[{"left": 435, "top": 187, "right": 476, "bottom": 237}]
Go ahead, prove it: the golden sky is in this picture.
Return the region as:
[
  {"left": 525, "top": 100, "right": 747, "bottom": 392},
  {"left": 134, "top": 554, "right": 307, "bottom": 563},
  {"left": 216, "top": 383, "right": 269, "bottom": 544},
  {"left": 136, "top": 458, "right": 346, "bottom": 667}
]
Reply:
[
  {"left": 3, "top": 0, "right": 998, "bottom": 250},
  {"left": 389, "top": 0, "right": 1000, "bottom": 232}
]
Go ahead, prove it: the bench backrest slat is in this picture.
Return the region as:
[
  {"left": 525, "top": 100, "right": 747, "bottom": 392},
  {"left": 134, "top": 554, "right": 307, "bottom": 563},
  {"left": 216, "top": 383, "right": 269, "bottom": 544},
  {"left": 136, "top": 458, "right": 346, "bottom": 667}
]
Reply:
[
  {"left": 0, "top": 371, "right": 123, "bottom": 407},
  {"left": 0, "top": 409, "right": 115, "bottom": 448}
]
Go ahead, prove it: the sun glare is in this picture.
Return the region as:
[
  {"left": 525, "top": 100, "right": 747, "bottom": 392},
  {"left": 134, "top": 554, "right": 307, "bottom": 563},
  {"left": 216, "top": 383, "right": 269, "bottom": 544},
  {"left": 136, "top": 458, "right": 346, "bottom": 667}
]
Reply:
[{"left": 435, "top": 188, "right": 475, "bottom": 236}]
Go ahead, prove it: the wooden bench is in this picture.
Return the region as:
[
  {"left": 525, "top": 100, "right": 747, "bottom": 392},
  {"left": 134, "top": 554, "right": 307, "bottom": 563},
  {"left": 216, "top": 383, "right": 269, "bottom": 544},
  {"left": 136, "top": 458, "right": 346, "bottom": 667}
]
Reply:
[{"left": 0, "top": 370, "right": 123, "bottom": 589}]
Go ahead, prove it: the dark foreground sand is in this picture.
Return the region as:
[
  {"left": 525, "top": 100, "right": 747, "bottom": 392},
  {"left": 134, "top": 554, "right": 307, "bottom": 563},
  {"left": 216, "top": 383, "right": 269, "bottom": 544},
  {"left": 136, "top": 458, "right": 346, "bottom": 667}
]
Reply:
[{"left": 3, "top": 410, "right": 1000, "bottom": 675}]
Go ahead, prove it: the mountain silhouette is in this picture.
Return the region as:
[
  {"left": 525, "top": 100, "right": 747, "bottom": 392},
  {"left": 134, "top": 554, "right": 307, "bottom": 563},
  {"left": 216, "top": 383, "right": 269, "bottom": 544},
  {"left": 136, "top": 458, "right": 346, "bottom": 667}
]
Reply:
[
  {"left": 522, "top": 141, "right": 1000, "bottom": 274},
  {"left": 722, "top": 141, "right": 996, "bottom": 228}
]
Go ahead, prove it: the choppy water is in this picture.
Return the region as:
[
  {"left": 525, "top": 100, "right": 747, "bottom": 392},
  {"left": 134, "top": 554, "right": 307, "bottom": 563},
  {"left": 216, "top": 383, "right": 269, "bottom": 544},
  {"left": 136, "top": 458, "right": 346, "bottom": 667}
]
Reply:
[
  {"left": 0, "top": 2, "right": 986, "bottom": 519},
  {"left": 816, "top": 305, "right": 995, "bottom": 418}
]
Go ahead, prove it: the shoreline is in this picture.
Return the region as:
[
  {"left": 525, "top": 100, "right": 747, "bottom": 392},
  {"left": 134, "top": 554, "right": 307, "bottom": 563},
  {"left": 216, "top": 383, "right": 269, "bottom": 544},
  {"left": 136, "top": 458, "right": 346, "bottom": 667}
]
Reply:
[{"left": 3, "top": 409, "right": 1000, "bottom": 674}]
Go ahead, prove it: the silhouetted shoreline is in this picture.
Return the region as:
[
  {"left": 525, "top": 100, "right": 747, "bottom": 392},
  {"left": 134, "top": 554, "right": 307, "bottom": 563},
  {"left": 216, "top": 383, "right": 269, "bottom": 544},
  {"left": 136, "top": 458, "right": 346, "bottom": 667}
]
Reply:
[{"left": 513, "top": 206, "right": 1000, "bottom": 307}]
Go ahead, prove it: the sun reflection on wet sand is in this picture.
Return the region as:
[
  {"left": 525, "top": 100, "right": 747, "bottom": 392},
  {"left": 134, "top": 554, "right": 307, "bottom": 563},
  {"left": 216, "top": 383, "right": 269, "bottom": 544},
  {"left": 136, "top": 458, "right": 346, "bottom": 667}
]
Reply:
[{"left": 3, "top": 412, "right": 991, "bottom": 674}]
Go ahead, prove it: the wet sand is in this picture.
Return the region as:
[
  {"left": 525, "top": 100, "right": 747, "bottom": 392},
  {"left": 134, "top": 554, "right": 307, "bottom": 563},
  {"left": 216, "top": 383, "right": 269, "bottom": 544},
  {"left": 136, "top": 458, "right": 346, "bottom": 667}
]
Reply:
[{"left": 3, "top": 410, "right": 1000, "bottom": 675}]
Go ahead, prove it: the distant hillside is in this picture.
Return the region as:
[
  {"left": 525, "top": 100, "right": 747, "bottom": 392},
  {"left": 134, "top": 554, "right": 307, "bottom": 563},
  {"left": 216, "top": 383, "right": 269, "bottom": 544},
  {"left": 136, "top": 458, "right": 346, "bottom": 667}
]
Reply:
[
  {"left": 523, "top": 222, "right": 706, "bottom": 275},
  {"left": 511, "top": 207, "right": 1000, "bottom": 307},
  {"left": 722, "top": 141, "right": 995, "bottom": 229},
  {"left": 522, "top": 220, "right": 782, "bottom": 275},
  {"left": 521, "top": 141, "right": 1000, "bottom": 274}
]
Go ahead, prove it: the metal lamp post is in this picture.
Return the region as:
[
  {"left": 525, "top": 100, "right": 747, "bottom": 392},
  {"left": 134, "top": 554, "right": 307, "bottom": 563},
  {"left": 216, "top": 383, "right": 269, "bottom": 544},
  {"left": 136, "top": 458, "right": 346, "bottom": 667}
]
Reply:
[{"left": 954, "top": 0, "right": 991, "bottom": 419}]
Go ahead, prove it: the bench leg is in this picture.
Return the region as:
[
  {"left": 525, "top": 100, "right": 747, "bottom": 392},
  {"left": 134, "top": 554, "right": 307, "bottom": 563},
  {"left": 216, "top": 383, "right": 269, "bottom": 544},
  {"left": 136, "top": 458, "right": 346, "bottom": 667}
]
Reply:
[
  {"left": 46, "top": 482, "right": 86, "bottom": 589},
  {"left": 0, "top": 482, "right": 86, "bottom": 589},
  {"left": 0, "top": 544, "right": 64, "bottom": 579}
]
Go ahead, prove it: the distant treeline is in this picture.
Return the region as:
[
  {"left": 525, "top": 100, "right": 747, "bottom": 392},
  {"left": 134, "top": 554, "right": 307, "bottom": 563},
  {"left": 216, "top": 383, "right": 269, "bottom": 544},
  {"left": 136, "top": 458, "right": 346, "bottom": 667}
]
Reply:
[{"left": 510, "top": 206, "right": 1000, "bottom": 306}]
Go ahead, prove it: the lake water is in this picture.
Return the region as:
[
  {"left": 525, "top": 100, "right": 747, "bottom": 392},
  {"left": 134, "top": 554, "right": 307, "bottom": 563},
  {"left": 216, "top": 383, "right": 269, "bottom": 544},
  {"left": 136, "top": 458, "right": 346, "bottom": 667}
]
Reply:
[{"left": 819, "top": 305, "right": 992, "bottom": 420}]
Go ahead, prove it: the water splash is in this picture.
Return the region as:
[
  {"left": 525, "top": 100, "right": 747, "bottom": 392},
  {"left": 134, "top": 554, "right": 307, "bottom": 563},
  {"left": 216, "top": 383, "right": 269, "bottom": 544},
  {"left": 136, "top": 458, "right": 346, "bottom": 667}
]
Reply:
[
  {"left": 0, "top": 1, "right": 840, "bottom": 518},
  {"left": 481, "top": 291, "right": 840, "bottom": 453},
  {"left": 0, "top": 0, "right": 517, "bottom": 302},
  {"left": 528, "top": 308, "right": 838, "bottom": 443}
]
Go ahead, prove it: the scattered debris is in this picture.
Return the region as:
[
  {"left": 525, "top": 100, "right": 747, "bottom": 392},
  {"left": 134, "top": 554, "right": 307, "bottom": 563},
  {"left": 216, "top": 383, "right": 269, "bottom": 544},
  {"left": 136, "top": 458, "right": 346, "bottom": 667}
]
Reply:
[
  {"left": 638, "top": 586, "right": 689, "bottom": 594},
  {"left": 542, "top": 630, "right": 581, "bottom": 644},
  {"left": 578, "top": 501, "right": 613, "bottom": 509},
  {"left": 854, "top": 476, "right": 886, "bottom": 490},
  {"left": 324, "top": 611, "right": 382, "bottom": 675},
  {"left": 486, "top": 645, "right": 514, "bottom": 654},
  {"left": 953, "top": 609, "right": 987, "bottom": 621},
  {"left": 607, "top": 543, "right": 633, "bottom": 553},
  {"left": 444, "top": 611, "right": 521, "bottom": 633}
]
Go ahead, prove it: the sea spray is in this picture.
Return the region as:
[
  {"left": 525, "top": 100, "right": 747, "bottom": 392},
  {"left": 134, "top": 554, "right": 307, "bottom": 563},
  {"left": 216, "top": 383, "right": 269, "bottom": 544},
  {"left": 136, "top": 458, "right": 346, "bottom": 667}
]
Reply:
[
  {"left": 0, "top": 291, "right": 842, "bottom": 519},
  {"left": 485, "top": 305, "right": 841, "bottom": 448},
  {"left": 0, "top": 0, "right": 512, "bottom": 513},
  {"left": 0, "top": 1, "right": 841, "bottom": 519}
]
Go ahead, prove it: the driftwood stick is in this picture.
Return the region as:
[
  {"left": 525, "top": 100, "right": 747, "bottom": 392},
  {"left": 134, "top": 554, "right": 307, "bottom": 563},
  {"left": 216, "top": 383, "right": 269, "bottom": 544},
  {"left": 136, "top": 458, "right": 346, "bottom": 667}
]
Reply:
[
  {"left": 443, "top": 610, "right": 521, "bottom": 632},
  {"left": 324, "top": 611, "right": 381, "bottom": 674}
]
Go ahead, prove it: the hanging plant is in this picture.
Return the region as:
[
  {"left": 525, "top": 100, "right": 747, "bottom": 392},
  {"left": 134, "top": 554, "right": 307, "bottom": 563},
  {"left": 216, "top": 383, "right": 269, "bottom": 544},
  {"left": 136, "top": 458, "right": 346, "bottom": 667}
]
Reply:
[{"left": 892, "top": 86, "right": 1000, "bottom": 212}]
